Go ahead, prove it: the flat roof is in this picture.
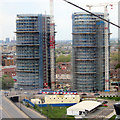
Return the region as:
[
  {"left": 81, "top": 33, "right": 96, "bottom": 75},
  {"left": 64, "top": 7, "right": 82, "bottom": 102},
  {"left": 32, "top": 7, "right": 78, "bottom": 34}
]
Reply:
[
  {"left": 73, "top": 12, "right": 104, "bottom": 15},
  {"left": 67, "top": 101, "right": 102, "bottom": 112},
  {"left": 17, "top": 14, "right": 51, "bottom": 18}
]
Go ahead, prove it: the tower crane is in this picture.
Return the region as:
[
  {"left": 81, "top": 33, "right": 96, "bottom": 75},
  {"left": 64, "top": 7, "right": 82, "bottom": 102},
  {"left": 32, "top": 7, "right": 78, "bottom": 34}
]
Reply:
[
  {"left": 50, "top": 0, "right": 55, "bottom": 90},
  {"left": 86, "top": 3, "right": 117, "bottom": 91},
  {"left": 86, "top": 3, "right": 115, "bottom": 11}
]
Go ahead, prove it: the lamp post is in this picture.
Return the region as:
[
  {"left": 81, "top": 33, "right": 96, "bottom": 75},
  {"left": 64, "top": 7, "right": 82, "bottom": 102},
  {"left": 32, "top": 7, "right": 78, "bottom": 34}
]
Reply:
[
  {"left": 19, "top": 88, "right": 23, "bottom": 110},
  {"left": 39, "top": 101, "right": 42, "bottom": 114},
  {"left": 47, "top": 106, "right": 48, "bottom": 120}
]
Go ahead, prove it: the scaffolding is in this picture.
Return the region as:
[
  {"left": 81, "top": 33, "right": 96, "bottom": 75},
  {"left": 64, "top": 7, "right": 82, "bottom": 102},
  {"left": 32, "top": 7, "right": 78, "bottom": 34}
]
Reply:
[
  {"left": 72, "top": 12, "right": 110, "bottom": 92},
  {"left": 16, "top": 14, "right": 53, "bottom": 90}
]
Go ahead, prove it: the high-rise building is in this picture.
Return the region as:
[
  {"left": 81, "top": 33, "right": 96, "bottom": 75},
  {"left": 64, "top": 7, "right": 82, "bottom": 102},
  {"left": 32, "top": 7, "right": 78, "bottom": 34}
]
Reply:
[
  {"left": 16, "top": 14, "right": 55, "bottom": 89},
  {"left": 72, "top": 12, "right": 110, "bottom": 92},
  {"left": 5, "top": 38, "right": 10, "bottom": 44}
]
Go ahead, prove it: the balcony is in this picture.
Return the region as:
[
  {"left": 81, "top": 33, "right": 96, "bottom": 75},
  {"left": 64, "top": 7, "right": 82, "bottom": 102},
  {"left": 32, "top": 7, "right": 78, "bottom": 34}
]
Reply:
[
  {"left": 15, "top": 31, "right": 39, "bottom": 33},
  {"left": 75, "top": 72, "right": 96, "bottom": 74},
  {"left": 75, "top": 59, "right": 96, "bottom": 61},
  {"left": 16, "top": 44, "right": 39, "bottom": 46},
  {"left": 16, "top": 70, "right": 39, "bottom": 73},
  {"left": 16, "top": 57, "right": 39, "bottom": 59}
]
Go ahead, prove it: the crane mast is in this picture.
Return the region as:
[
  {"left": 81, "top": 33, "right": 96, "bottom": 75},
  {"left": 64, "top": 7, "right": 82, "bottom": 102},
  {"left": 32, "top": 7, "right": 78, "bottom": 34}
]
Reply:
[
  {"left": 104, "top": 5, "right": 109, "bottom": 91},
  {"left": 50, "top": 0, "right": 55, "bottom": 90}
]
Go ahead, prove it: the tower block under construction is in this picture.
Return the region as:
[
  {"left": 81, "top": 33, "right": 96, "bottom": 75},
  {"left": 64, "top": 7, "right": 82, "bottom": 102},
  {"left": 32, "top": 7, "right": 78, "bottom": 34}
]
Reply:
[
  {"left": 72, "top": 12, "right": 110, "bottom": 92},
  {"left": 16, "top": 14, "right": 55, "bottom": 89}
]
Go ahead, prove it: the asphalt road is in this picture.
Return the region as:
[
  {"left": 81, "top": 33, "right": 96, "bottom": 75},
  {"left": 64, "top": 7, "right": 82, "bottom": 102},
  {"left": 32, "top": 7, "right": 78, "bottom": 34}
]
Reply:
[
  {"left": 15, "top": 102, "right": 46, "bottom": 119},
  {"left": 1, "top": 96, "right": 29, "bottom": 118}
]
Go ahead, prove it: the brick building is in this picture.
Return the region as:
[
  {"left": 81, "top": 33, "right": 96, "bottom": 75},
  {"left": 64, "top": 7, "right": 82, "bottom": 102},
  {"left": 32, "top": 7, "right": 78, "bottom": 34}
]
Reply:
[
  {"left": 2, "top": 55, "right": 16, "bottom": 66},
  {"left": 56, "top": 62, "right": 72, "bottom": 88},
  {"left": 2, "top": 66, "right": 16, "bottom": 77}
]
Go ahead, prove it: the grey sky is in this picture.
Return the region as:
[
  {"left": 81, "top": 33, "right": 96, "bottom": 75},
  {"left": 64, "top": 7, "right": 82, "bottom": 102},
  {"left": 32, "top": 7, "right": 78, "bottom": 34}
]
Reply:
[{"left": 0, "top": 0, "right": 119, "bottom": 40}]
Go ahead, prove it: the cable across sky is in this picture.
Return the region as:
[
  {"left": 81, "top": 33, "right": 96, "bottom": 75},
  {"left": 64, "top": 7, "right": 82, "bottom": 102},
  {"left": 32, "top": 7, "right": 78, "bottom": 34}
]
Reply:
[{"left": 63, "top": 0, "right": 120, "bottom": 28}]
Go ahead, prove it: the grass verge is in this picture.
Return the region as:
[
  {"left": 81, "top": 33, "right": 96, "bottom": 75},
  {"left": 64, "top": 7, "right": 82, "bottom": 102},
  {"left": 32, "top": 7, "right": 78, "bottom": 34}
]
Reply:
[
  {"left": 109, "top": 115, "right": 116, "bottom": 120},
  {"left": 34, "top": 105, "right": 75, "bottom": 119}
]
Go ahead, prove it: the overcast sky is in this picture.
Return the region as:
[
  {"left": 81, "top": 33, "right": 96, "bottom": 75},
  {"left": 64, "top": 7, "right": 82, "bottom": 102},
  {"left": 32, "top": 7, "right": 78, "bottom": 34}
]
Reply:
[{"left": 0, "top": 0, "right": 119, "bottom": 41}]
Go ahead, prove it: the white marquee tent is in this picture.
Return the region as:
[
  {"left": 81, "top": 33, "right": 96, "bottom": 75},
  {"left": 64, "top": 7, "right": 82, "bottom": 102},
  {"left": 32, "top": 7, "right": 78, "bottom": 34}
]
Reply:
[{"left": 67, "top": 101, "right": 102, "bottom": 116}]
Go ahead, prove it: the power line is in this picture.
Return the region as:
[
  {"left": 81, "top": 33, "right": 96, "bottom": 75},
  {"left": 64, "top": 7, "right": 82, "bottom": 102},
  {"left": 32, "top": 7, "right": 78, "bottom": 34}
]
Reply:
[{"left": 63, "top": 0, "right": 120, "bottom": 28}]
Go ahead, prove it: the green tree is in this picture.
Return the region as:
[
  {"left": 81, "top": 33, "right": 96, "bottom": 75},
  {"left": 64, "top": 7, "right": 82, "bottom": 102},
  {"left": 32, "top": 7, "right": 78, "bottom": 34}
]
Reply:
[
  {"left": 1, "top": 75, "right": 14, "bottom": 90},
  {"left": 115, "top": 63, "right": 120, "bottom": 69},
  {"left": 56, "top": 54, "right": 71, "bottom": 63},
  {"left": 61, "top": 51, "right": 66, "bottom": 54},
  {"left": 110, "top": 53, "right": 118, "bottom": 62}
]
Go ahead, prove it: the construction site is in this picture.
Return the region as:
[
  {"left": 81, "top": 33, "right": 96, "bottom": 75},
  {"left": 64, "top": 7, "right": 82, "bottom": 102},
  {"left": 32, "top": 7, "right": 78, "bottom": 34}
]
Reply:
[{"left": 15, "top": 0, "right": 119, "bottom": 92}]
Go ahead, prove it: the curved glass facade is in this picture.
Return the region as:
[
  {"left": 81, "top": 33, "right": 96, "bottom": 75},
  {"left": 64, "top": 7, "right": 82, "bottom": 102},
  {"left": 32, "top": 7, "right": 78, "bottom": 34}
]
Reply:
[
  {"left": 16, "top": 14, "right": 52, "bottom": 89},
  {"left": 72, "top": 12, "right": 110, "bottom": 92}
]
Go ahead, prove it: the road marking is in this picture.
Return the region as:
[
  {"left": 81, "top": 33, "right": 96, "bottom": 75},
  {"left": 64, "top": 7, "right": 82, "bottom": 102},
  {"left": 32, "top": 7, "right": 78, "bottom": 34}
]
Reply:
[
  {"left": 2, "top": 105, "right": 14, "bottom": 119},
  {"left": 2, "top": 96, "right": 29, "bottom": 118}
]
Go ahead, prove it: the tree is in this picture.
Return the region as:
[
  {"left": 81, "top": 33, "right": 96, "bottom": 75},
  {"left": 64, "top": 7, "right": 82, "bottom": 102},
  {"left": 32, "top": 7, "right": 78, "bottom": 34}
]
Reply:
[
  {"left": 56, "top": 54, "right": 71, "bottom": 63},
  {"left": 1, "top": 75, "right": 14, "bottom": 89},
  {"left": 115, "top": 64, "right": 120, "bottom": 69},
  {"left": 110, "top": 53, "right": 118, "bottom": 62}
]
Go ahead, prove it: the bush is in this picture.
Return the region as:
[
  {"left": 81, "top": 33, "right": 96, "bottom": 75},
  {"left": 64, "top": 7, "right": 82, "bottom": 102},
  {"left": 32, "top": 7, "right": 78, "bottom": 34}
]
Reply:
[
  {"left": 109, "top": 115, "right": 116, "bottom": 120},
  {"left": 99, "top": 96, "right": 120, "bottom": 101},
  {"left": 1, "top": 75, "right": 14, "bottom": 89}
]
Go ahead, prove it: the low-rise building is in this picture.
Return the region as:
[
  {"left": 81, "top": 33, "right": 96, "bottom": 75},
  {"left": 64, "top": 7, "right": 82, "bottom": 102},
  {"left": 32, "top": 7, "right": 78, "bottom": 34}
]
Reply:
[
  {"left": 2, "top": 55, "right": 16, "bottom": 66},
  {"left": 67, "top": 101, "right": 102, "bottom": 116},
  {"left": 31, "top": 99, "right": 41, "bottom": 104},
  {"left": 56, "top": 62, "right": 72, "bottom": 88},
  {"left": 30, "top": 94, "right": 80, "bottom": 105},
  {"left": 45, "top": 94, "right": 80, "bottom": 104},
  {"left": 110, "top": 61, "right": 120, "bottom": 91},
  {"left": 2, "top": 65, "right": 16, "bottom": 77}
]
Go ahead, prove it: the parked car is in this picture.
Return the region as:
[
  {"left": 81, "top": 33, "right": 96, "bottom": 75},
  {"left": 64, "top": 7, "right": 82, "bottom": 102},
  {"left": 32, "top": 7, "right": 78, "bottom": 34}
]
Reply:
[
  {"left": 81, "top": 93, "right": 87, "bottom": 96},
  {"left": 4, "top": 91, "right": 9, "bottom": 94},
  {"left": 94, "top": 93, "right": 100, "bottom": 96},
  {"left": 102, "top": 100, "right": 108, "bottom": 104},
  {"left": 37, "top": 92, "right": 42, "bottom": 94},
  {"left": 103, "top": 104, "right": 108, "bottom": 107}
]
